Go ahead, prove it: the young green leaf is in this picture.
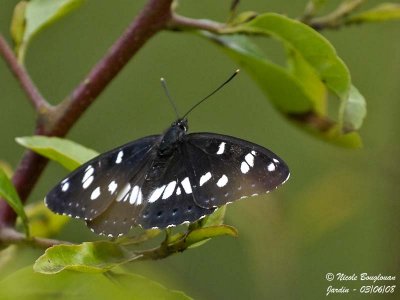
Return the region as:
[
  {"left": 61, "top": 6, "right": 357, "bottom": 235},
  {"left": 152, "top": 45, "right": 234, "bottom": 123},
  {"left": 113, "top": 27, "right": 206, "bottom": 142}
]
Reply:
[
  {"left": 225, "top": 13, "right": 351, "bottom": 100},
  {"left": 16, "top": 136, "right": 98, "bottom": 171},
  {"left": 201, "top": 205, "right": 227, "bottom": 227},
  {"left": 10, "top": 1, "right": 28, "bottom": 51},
  {"left": 186, "top": 225, "right": 238, "bottom": 249},
  {"left": 347, "top": 3, "right": 400, "bottom": 24},
  {"left": 339, "top": 85, "right": 367, "bottom": 133},
  {"left": 0, "top": 266, "right": 192, "bottom": 300},
  {"left": 13, "top": 0, "right": 86, "bottom": 62},
  {"left": 0, "top": 168, "right": 29, "bottom": 237},
  {"left": 34, "top": 241, "right": 139, "bottom": 274},
  {"left": 203, "top": 33, "right": 315, "bottom": 113}
]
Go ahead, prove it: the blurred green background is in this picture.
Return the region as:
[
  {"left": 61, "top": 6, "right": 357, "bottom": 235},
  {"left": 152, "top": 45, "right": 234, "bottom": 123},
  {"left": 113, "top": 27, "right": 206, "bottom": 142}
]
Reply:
[{"left": 1, "top": 0, "right": 399, "bottom": 299}]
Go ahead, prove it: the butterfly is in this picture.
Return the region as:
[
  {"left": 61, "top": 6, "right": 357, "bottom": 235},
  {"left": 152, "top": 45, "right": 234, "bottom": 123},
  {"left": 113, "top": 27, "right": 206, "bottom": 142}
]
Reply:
[{"left": 45, "top": 70, "right": 290, "bottom": 237}]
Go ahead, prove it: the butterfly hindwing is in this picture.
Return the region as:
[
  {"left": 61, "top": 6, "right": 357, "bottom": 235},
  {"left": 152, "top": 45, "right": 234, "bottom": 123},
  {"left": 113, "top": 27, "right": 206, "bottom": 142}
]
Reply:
[
  {"left": 45, "top": 136, "right": 159, "bottom": 221},
  {"left": 183, "top": 133, "right": 290, "bottom": 208}
]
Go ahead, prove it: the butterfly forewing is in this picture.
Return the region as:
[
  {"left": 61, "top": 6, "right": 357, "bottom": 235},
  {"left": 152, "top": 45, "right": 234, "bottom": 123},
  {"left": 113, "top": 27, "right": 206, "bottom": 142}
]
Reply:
[
  {"left": 183, "top": 133, "right": 290, "bottom": 208},
  {"left": 45, "top": 136, "right": 159, "bottom": 221}
]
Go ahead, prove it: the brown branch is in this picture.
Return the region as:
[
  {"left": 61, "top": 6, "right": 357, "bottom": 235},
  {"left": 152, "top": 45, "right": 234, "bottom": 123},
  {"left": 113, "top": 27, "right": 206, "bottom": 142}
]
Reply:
[
  {"left": 0, "top": 35, "right": 50, "bottom": 112},
  {"left": 0, "top": 0, "right": 174, "bottom": 230},
  {"left": 50, "top": 0, "right": 173, "bottom": 136}
]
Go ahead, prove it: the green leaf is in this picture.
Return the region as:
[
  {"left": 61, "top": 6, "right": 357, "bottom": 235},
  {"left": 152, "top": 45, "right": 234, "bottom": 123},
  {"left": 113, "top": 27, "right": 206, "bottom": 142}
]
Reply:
[
  {"left": 24, "top": 202, "right": 69, "bottom": 237},
  {"left": 340, "top": 85, "right": 367, "bottom": 132},
  {"left": 34, "top": 241, "right": 139, "bottom": 274},
  {"left": 286, "top": 46, "right": 327, "bottom": 115},
  {"left": 227, "top": 13, "right": 351, "bottom": 100},
  {"left": 186, "top": 225, "right": 238, "bottom": 249},
  {"left": 14, "top": 0, "right": 86, "bottom": 62},
  {"left": 0, "top": 266, "right": 192, "bottom": 300},
  {"left": 347, "top": 3, "right": 400, "bottom": 23},
  {"left": 16, "top": 136, "right": 98, "bottom": 171},
  {"left": 0, "top": 168, "right": 29, "bottom": 237},
  {"left": 10, "top": 1, "right": 28, "bottom": 50},
  {"left": 203, "top": 33, "right": 314, "bottom": 113},
  {"left": 201, "top": 205, "right": 227, "bottom": 227}
]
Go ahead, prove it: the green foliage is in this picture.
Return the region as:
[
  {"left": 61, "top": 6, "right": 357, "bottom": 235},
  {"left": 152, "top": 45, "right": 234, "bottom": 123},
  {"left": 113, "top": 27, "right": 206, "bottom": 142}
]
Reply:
[
  {"left": 16, "top": 136, "right": 98, "bottom": 171},
  {"left": 24, "top": 202, "right": 69, "bottom": 237},
  {"left": 348, "top": 3, "right": 400, "bottom": 23},
  {"left": 0, "top": 167, "right": 29, "bottom": 236},
  {"left": 0, "top": 266, "right": 192, "bottom": 300},
  {"left": 11, "top": 0, "right": 86, "bottom": 62},
  {"left": 34, "top": 241, "right": 140, "bottom": 274},
  {"left": 201, "top": 13, "right": 366, "bottom": 147}
]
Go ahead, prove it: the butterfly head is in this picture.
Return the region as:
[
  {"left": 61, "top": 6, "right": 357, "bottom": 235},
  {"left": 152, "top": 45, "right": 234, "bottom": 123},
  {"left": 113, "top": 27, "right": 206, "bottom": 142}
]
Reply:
[{"left": 173, "top": 118, "right": 188, "bottom": 132}]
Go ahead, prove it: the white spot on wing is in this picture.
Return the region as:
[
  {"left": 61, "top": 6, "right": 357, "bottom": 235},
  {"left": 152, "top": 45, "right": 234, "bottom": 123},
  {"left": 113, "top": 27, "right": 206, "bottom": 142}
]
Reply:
[
  {"left": 91, "top": 187, "right": 101, "bottom": 200},
  {"left": 241, "top": 161, "right": 250, "bottom": 174},
  {"left": 181, "top": 177, "right": 192, "bottom": 194},
  {"left": 199, "top": 172, "right": 212, "bottom": 186},
  {"left": 176, "top": 186, "right": 181, "bottom": 195},
  {"left": 251, "top": 150, "right": 256, "bottom": 155},
  {"left": 136, "top": 189, "right": 143, "bottom": 205},
  {"left": 273, "top": 158, "right": 279, "bottom": 164},
  {"left": 162, "top": 181, "right": 176, "bottom": 199},
  {"left": 108, "top": 181, "right": 118, "bottom": 194},
  {"left": 61, "top": 181, "right": 69, "bottom": 192},
  {"left": 216, "top": 174, "right": 228, "bottom": 187},
  {"left": 116, "top": 150, "right": 124, "bottom": 164},
  {"left": 82, "top": 165, "right": 94, "bottom": 183},
  {"left": 129, "top": 185, "right": 139, "bottom": 204},
  {"left": 216, "top": 142, "right": 226, "bottom": 155},
  {"left": 148, "top": 185, "right": 166, "bottom": 203},
  {"left": 116, "top": 183, "right": 131, "bottom": 202},
  {"left": 267, "top": 162, "right": 276, "bottom": 172},
  {"left": 83, "top": 176, "right": 94, "bottom": 189},
  {"left": 244, "top": 153, "right": 255, "bottom": 167}
]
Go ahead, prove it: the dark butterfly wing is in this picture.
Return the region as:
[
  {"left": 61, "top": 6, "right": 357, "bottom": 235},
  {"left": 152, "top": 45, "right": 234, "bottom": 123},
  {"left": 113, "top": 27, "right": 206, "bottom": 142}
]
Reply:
[
  {"left": 45, "top": 135, "right": 160, "bottom": 221},
  {"left": 87, "top": 144, "right": 215, "bottom": 236},
  {"left": 182, "top": 133, "right": 290, "bottom": 208},
  {"left": 46, "top": 130, "right": 288, "bottom": 238}
]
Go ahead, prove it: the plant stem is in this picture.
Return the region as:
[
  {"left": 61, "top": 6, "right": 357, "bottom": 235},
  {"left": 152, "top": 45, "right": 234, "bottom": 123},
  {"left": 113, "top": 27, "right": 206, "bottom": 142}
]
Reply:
[
  {"left": 306, "top": 0, "right": 366, "bottom": 30},
  {"left": 0, "top": 227, "right": 70, "bottom": 248},
  {"left": 168, "top": 13, "right": 224, "bottom": 33},
  {"left": 0, "top": 35, "right": 50, "bottom": 112}
]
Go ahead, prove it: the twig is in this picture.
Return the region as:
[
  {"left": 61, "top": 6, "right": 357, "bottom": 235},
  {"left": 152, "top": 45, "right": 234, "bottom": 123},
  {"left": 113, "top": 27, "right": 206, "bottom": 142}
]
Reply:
[
  {"left": 168, "top": 13, "right": 224, "bottom": 33},
  {"left": 0, "top": 35, "right": 50, "bottom": 112},
  {"left": 0, "top": 227, "right": 70, "bottom": 249},
  {"left": 306, "top": 0, "right": 366, "bottom": 30}
]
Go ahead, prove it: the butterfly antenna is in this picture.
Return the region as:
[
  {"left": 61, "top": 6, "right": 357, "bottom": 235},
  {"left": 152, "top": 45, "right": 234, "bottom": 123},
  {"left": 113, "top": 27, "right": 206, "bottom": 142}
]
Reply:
[
  {"left": 161, "top": 77, "right": 180, "bottom": 119},
  {"left": 182, "top": 69, "right": 240, "bottom": 118}
]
